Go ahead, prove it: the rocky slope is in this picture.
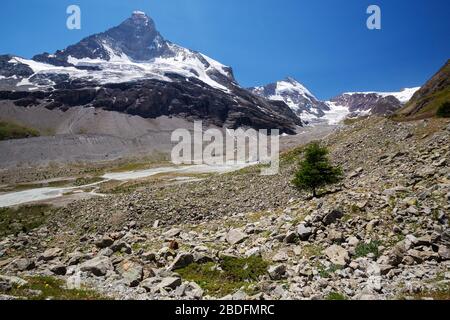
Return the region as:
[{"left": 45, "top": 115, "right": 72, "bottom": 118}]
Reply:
[
  {"left": 0, "top": 117, "right": 448, "bottom": 300},
  {"left": 0, "top": 12, "right": 302, "bottom": 134},
  {"left": 396, "top": 60, "right": 450, "bottom": 119}
]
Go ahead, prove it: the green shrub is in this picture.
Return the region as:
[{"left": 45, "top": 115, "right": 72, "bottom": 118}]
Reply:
[
  {"left": 0, "top": 204, "right": 53, "bottom": 236},
  {"left": 355, "top": 241, "right": 382, "bottom": 258},
  {"left": 436, "top": 101, "right": 450, "bottom": 118},
  {"left": 326, "top": 292, "right": 348, "bottom": 300}
]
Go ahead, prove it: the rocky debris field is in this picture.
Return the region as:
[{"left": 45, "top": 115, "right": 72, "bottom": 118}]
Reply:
[{"left": 0, "top": 117, "right": 449, "bottom": 300}]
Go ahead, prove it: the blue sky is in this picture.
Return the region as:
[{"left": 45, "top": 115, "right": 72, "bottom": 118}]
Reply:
[{"left": 0, "top": 0, "right": 449, "bottom": 99}]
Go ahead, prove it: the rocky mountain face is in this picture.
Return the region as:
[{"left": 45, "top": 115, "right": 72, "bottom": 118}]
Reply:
[
  {"left": 0, "top": 117, "right": 448, "bottom": 300},
  {"left": 330, "top": 93, "right": 402, "bottom": 117},
  {"left": 397, "top": 60, "right": 450, "bottom": 119},
  {"left": 330, "top": 87, "right": 420, "bottom": 118},
  {"left": 0, "top": 12, "right": 302, "bottom": 134}
]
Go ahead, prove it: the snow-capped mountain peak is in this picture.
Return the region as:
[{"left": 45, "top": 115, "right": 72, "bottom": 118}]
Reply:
[
  {"left": 1, "top": 12, "right": 239, "bottom": 92},
  {"left": 279, "top": 77, "right": 315, "bottom": 98},
  {"left": 0, "top": 11, "right": 302, "bottom": 135},
  {"left": 249, "top": 77, "right": 330, "bottom": 123}
]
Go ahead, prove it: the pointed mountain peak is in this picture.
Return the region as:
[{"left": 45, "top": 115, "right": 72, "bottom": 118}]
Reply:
[
  {"left": 283, "top": 76, "right": 300, "bottom": 84},
  {"left": 118, "top": 11, "right": 155, "bottom": 29},
  {"left": 129, "top": 11, "right": 151, "bottom": 25}
]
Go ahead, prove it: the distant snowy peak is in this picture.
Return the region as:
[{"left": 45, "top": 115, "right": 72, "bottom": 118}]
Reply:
[
  {"left": 342, "top": 87, "right": 421, "bottom": 104},
  {"left": 331, "top": 87, "right": 421, "bottom": 118},
  {"left": 250, "top": 79, "right": 421, "bottom": 125},
  {"left": 249, "top": 77, "right": 330, "bottom": 121}
]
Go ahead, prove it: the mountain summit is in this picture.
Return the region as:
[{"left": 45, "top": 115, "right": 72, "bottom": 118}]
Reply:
[
  {"left": 0, "top": 12, "right": 302, "bottom": 134},
  {"left": 34, "top": 12, "right": 170, "bottom": 65}
]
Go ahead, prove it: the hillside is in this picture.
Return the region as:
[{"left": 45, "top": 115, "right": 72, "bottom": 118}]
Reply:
[{"left": 396, "top": 60, "right": 450, "bottom": 119}]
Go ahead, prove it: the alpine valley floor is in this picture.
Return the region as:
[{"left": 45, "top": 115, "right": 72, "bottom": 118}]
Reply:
[{"left": 0, "top": 116, "right": 449, "bottom": 300}]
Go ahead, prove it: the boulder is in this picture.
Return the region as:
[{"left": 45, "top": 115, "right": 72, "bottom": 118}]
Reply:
[
  {"left": 39, "top": 247, "right": 63, "bottom": 261},
  {"left": 116, "top": 259, "right": 143, "bottom": 287},
  {"left": 0, "top": 275, "right": 28, "bottom": 288},
  {"left": 95, "top": 236, "right": 114, "bottom": 248},
  {"left": 167, "top": 252, "right": 194, "bottom": 271},
  {"left": 324, "top": 245, "right": 350, "bottom": 266},
  {"left": 272, "top": 251, "right": 289, "bottom": 262},
  {"left": 49, "top": 264, "right": 67, "bottom": 275},
  {"left": 297, "top": 224, "right": 312, "bottom": 241},
  {"left": 12, "top": 258, "right": 35, "bottom": 271},
  {"left": 226, "top": 229, "right": 248, "bottom": 245},
  {"left": 80, "top": 256, "right": 113, "bottom": 276},
  {"left": 268, "top": 264, "right": 286, "bottom": 280},
  {"left": 158, "top": 277, "right": 182, "bottom": 290},
  {"left": 110, "top": 241, "right": 132, "bottom": 254},
  {"left": 164, "top": 228, "right": 182, "bottom": 238},
  {"left": 284, "top": 231, "right": 298, "bottom": 244},
  {"left": 322, "top": 209, "right": 344, "bottom": 225}
]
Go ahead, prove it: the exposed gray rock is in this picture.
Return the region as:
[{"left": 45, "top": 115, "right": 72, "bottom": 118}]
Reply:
[
  {"left": 268, "top": 264, "right": 286, "bottom": 280},
  {"left": 39, "top": 247, "right": 63, "bottom": 261},
  {"left": 80, "top": 256, "right": 113, "bottom": 276},
  {"left": 49, "top": 264, "right": 67, "bottom": 275},
  {"left": 116, "top": 259, "right": 143, "bottom": 287},
  {"left": 0, "top": 275, "right": 28, "bottom": 287},
  {"left": 297, "top": 224, "right": 312, "bottom": 241},
  {"left": 12, "top": 258, "right": 35, "bottom": 271},
  {"left": 167, "top": 252, "right": 194, "bottom": 271},
  {"left": 95, "top": 236, "right": 114, "bottom": 248},
  {"left": 284, "top": 231, "right": 298, "bottom": 244},
  {"left": 226, "top": 229, "right": 248, "bottom": 245},
  {"left": 324, "top": 245, "right": 350, "bottom": 266},
  {"left": 322, "top": 209, "right": 344, "bottom": 225},
  {"left": 158, "top": 277, "right": 182, "bottom": 290}
]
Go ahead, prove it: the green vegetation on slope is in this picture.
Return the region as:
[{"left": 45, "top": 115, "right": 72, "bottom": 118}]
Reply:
[
  {"left": 0, "top": 204, "right": 54, "bottom": 237},
  {"left": 0, "top": 121, "right": 40, "bottom": 141},
  {"left": 9, "top": 276, "right": 107, "bottom": 300},
  {"left": 177, "top": 256, "right": 268, "bottom": 297},
  {"left": 436, "top": 101, "right": 450, "bottom": 118},
  {"left": 395, "top": 60, "right": 450, "bottom": 120}
]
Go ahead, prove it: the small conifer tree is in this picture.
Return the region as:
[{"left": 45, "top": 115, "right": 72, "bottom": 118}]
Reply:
[{"left": 292, "top": 142, "right": 343, "bottom": 198}]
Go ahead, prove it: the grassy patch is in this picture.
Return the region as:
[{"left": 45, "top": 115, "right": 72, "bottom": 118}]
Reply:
[
  {"left": 343, "top": 116, "right": 368, "bottom": 126},
  {"left": 0, "top": 204, "right": 54, "bottom": 237},
  {"left": 355, "top": 241, "right": 382, "bottom": 258},
  {"left": 326, "top": 292, "right": 348, "bottom": 300},
  {"left": 280, "top": 146, "right": 305, "bottom": 165},
  {"left": 318, "top": 264, "right": 341, "bottom": 278},
  {"left": 73, "top": 176, "right": 104, "bottom": 186},
  {"left": 0, "top": 121, "right": 40, "bottom": 141},
  {"left": 109, "top": 161, "right": 166, "bottom": 173},
  {"left": 301, "top": 244, "right": 323, "bottom": 259},
  {"left": 9, "top": 276, "right": 106, "bottom": 300},
  {"left": 177, "top": 256, "right": 268, "bottom": 297}
]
